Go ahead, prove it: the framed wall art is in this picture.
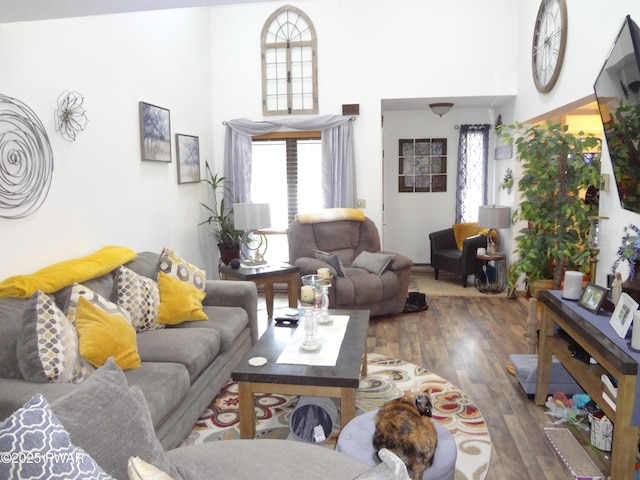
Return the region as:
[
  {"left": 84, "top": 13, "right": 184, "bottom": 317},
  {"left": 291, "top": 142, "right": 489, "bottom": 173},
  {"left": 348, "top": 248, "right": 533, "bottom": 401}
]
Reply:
[
  {"left": 139, "top": 101, "right": 171, "bottom": 162},
  {"left": 176, "top": 134, "right": 200, "bottom": 184},
  {"left": 398, "top": 138, "right": 447, "bottom": 193},
  {"left": 610, "top": 292, "right": 639, "bottom": 339}
]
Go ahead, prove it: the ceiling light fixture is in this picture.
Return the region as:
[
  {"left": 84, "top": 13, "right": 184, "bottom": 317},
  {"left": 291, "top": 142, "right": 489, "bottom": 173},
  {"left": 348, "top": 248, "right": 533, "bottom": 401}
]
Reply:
[{"left": 428, "top": 102, "right": 454, "bottom": 117}]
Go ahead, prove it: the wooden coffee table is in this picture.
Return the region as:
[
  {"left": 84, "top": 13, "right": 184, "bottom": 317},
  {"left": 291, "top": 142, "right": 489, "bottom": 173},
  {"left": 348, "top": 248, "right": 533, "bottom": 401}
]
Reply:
[{"left": 231, "top": 309, "right": 370, "bottom": 439}]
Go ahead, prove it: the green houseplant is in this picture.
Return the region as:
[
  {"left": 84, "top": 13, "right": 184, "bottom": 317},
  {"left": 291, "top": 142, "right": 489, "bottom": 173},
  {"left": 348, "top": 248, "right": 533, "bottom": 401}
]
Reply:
[
  {"left": 199, "top": 161, "right": 243, "bottom": 264},
  {"left": 499, "top": 120, "right": 601, "bottom": 292}
]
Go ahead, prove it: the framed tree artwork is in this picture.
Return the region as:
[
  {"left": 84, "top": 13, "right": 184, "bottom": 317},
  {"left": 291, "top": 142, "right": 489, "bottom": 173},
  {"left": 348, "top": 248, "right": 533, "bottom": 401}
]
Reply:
[
  {"left": 139, "top": 101, "right": 171, "bottom": 162},
  {"left": 175, "top": 134, "right": 200, "bottom": 184}
]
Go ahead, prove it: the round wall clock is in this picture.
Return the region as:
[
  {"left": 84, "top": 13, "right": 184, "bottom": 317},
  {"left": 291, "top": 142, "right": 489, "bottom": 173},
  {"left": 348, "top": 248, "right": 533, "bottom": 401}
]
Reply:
[{"left": 532, "top": 0, "right": 568, "bottom": 93}]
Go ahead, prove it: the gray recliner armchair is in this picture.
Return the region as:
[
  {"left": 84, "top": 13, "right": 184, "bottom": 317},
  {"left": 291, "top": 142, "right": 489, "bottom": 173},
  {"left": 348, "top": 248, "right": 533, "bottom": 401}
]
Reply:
[
  {"left": 288, "top": 209, "right": 413, "bottom": 317},
  {"left": 429, "top": 227, "right": 487, "bottom": 287}
]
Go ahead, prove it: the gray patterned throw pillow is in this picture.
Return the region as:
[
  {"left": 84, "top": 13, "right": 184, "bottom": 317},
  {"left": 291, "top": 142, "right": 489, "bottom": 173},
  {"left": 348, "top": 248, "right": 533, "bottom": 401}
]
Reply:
[{"left": 0, "top": 394, "right": 112, "bottom": 479}]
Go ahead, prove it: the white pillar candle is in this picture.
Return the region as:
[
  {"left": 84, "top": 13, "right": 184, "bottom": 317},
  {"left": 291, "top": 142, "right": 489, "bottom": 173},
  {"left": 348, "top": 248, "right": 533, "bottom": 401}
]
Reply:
[
  {"left": 562, "top": 271, "right": 584, "bottom": 300},
  {"left": 632, "top": 311, "right": 640, "bottom": 350}
]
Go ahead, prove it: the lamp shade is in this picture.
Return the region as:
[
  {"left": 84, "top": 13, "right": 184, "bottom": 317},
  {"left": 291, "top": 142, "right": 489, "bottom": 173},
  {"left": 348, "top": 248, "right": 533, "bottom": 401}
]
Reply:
[
  {"left": 478, "top": 205, "right": 510, "bottom": 229},
  {"left": 233, "top": 203, "right": 271, "bottom": 230}
]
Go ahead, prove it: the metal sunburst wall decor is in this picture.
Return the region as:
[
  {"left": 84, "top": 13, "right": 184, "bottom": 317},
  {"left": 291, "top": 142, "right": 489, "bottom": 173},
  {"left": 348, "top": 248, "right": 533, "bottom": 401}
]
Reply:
[
  {"left": 55, "top": 90, "right": 88, "bottom": 142},
  {"left": 0, "top": 94, "right": 54, "bottom": 219}
]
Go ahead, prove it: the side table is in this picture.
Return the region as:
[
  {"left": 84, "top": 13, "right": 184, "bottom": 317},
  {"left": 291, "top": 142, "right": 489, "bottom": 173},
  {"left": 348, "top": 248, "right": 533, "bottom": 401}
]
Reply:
[
  {"left": 219, "top": 262, "right": 299, "bottom": 318},
  {"left": 475, "top": 252, "right": 506, "bottom": 294}
]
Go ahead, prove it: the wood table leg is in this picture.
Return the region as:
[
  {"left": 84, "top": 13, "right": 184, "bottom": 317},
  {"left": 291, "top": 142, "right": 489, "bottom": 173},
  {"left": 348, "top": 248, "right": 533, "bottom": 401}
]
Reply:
[
  {"left": 340, "top": 387, "right": 356, "bottom": 427},
  {"left": 361, "top": 347, "right": 368, "bottom": 377},
  {"left": 264, "top": 283, "right": 274, "bottom": 318},
  {"left": 534, "top": 306, "right": 554, "bottom": 405},
  {"left": 609, "top": 375, "right": 639, "bottom": 479},
  {"left": 287, "top": 272, "right": 299, "bottom": 308},
  {"left": 237, "top": 382, "right": 255, "bottom": 439}
]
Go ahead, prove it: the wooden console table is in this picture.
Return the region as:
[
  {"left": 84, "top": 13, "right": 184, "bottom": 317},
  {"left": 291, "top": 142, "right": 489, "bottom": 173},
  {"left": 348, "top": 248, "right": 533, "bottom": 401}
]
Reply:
[{"left": 536, "top": 290, "right": 640, "bottom": 479}]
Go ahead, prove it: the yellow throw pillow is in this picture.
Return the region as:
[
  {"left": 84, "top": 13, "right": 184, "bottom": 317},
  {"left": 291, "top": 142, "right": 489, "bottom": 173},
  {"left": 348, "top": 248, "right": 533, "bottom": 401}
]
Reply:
[
  {"left": 452, "top": 222, "right": 488, "bottom": 250},
  {"left": 156, "top": 272, "right": 208, "bottom": 325},
  {"left": 75, "top": 296, "right": 141, "bottom": 370}
]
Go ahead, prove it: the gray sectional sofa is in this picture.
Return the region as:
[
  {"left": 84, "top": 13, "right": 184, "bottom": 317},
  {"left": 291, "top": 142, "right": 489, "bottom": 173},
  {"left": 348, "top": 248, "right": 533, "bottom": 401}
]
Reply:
[
  {"left": 0, "top": 250, "right": 258, "bottom": 450},
  {"left": 0, "top": 248, "right": 408, "bottom": 480}
]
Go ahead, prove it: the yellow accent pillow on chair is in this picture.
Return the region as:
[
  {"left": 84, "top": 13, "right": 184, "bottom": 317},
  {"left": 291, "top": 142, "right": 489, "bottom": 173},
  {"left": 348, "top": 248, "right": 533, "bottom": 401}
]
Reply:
[{"left": 452, "top": 222, "right": 484, "bottom": 250}]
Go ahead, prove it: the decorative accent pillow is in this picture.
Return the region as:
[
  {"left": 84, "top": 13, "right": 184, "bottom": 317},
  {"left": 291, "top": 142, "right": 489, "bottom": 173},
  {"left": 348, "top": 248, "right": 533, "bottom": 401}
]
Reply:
[
  {"left": 74, "top": 296, "right": 141, "bottom": 370},
  {"left": 66, "top": 284, "right": 139, "bottom": 370},
  {"left": 17, "top": 290, "right": 94, "bottom": 384},
  {"left": 314, "top": 249, "right": 346, "bottom": 277},
  {"left": 128, "top": 456, "right": 175, "bottom": 480},
  {"left": 50, "top": 358, "right": 181, "bottom": 480},
  {"left": 158, "top": 247, "right": 206, "bottom": 291},
  {"left": 452, "top": 222, "right": 488, "bottom": 251},
  {"left": 295, "top": 208, "right": 365, "bottom": 224},
  {"left": 0, "top": 245, "right": 136, "bottom": 299},
  {"left": 0, "top": 394, "right": 113, "bottom": 479},
  {"left": 351, "top": 251, "right": 394, "bottom": 276},
  {"left": 114, "top": 265, "right": 163, "bottom": 332},
  {"left": 156, "top": 272, "right": 208, "bottom": 325}
]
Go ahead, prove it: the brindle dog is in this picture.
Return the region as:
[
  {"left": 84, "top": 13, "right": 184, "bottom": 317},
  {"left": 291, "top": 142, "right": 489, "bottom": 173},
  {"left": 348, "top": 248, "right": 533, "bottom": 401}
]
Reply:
[{"left": 372, "top": 391, "right": 437, "bottom": 480}]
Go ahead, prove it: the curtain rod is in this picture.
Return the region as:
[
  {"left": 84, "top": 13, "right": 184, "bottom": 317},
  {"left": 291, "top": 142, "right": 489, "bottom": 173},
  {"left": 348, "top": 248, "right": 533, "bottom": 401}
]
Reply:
[
  {"left": 454, "top": 124, "right": 493, "bottom": 129},
  {"left": 222, "top": 117, "right": 356, "bottom": 126}
]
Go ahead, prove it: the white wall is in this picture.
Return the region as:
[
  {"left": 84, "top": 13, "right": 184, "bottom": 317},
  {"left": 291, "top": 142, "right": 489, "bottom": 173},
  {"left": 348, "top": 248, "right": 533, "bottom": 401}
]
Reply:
[
  {"left": 208, "top": 0, "right": 519, "bottom": 235},
  {"left": 382, "top": 108, "right": 507, "bottom": 263},
  {"left": 505, "top": 0, "right": 640, "bottom": 287},
  {"left": 0, "top": 9, "right": 214, "bottom": 278}
]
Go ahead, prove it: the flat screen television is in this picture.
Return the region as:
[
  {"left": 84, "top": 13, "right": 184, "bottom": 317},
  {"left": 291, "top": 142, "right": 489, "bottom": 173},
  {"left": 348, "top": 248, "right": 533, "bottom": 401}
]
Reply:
[{"left": 594, "top": 15, "right": 640, "bottom": 214}]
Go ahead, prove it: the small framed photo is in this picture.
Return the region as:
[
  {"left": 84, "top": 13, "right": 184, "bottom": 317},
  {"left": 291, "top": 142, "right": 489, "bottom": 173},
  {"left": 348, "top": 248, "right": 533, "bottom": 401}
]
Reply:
[
  {"left": 610, "top": 292, "right": 639, "bottom": 339},
  {"left": 139, "top": 101, "right": 171, "bottom": 162},
  {"left": 175, "top": 134, "right": 200, "bottom": 184},
  {"left": 577, "top": 283, "right": 608, "bottom": 314}
]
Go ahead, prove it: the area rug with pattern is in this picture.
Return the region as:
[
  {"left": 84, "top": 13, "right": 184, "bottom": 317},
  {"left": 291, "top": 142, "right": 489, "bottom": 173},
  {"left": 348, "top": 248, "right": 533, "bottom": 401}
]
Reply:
[{"left": 180, "top": 353, "right": 491, "bottom": 480}]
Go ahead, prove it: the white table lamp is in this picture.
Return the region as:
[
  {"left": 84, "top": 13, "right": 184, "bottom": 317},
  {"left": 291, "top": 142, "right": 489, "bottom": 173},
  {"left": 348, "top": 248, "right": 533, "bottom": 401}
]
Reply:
[{"left": 478, "top": 205, "right": 511, "bottom": 254}]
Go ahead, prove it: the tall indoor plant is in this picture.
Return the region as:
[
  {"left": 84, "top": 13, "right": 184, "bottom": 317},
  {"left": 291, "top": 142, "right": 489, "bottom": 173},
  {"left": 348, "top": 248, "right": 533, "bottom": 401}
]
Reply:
[
  {"left": 199, "top": 161, "right": 243, "bottom": 264},
  {"left": 499, "top": 120, "right": 602, "bottom": 291}
]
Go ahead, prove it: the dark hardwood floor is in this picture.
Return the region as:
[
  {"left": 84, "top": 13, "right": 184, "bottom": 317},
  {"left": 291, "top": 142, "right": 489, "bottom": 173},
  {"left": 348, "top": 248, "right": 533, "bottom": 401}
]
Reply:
[{"left": 263, "top": 293, "right": 600, "bottom": 479}]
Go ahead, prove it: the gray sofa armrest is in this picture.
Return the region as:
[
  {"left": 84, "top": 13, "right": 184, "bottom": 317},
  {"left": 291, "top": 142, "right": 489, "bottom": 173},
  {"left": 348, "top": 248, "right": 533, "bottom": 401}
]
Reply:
[{"left": 202, "top": 280, "right": 259, "bottom": 345}]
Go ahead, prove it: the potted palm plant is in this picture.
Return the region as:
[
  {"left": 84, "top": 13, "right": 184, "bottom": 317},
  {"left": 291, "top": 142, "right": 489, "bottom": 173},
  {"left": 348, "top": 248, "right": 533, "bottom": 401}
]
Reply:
[
  {"left": 499, "top": 120, "right": 601, "bottom": 294},
  {"left": 199, "top": 161, "right": 243, "bottom": 265}
]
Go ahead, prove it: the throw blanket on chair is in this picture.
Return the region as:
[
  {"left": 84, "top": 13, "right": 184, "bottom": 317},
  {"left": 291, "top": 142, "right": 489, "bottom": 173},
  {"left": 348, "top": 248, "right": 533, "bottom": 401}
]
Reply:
[
  {"left": 0, "top": 246, "right": 137, "bottom": 298},
  {"left": 295, "top": 208, "right": 365, "bottom": 224}
]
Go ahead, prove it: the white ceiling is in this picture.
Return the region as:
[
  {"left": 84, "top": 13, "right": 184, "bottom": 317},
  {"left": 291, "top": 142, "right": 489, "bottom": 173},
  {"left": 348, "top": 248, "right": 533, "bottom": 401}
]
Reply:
[{"left": 0, "top": 0, "right": 271, "bottom": 23}]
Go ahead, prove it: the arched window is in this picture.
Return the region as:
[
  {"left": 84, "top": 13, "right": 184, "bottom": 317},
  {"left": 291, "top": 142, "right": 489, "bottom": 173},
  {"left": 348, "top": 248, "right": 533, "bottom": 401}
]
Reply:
[{"left": 261, "top": 5, "right": 317, "bottom": 115}]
